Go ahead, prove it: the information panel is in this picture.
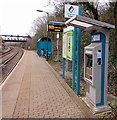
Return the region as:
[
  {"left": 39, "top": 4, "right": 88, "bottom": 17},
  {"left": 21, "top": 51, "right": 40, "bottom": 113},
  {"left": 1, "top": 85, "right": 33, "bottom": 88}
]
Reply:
[
  {"left": 62, "top": 30, "right": 73, "bottom": 61},
  {"left": 48, "top": 24, "right": 66, "bottom": 32}
]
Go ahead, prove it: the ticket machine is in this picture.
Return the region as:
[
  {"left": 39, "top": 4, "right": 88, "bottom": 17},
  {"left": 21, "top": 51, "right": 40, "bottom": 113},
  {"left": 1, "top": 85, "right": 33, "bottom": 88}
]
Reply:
[
  {"left": 84, "top": 42, "right": 102, "bottom": 105},
  {"left": 84, "top": 32, "right": 110, "bottom": 112},
  {"left": 65, "top": 14, "right": 115, "bottom": 114}
]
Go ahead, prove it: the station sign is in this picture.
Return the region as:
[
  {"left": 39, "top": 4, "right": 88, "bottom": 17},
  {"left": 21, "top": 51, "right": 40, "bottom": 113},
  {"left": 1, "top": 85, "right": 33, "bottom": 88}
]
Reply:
[
  {"left": 64, "top": 4, "right": 79, "bottom": 18},
  {"left": 91, "top": 34, "right": 100, "bottom": 42},
  {"left": 48, "top": 24, "right": 66, "bottom": 32}
]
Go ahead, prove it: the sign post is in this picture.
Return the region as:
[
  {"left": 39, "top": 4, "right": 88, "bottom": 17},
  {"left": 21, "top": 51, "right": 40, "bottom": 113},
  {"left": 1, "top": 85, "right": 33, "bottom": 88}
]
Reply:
[
  {"left": 76, "top": 7, "right": 82, "bottom": 95},
  {"left": 62, "top": 26, "right": 74, "bottom": 80},
  {"left": 63, "top": 5, "right": 81, "bottom": 94},
  {"left": 48, "top": 22, "right": 66, "bottom": 61},
  {"left": 56, "top": 33, "right": 59, "bottom": 60},
  {"left": 62, "top": 26, "right": 78, "bottom": 91}
]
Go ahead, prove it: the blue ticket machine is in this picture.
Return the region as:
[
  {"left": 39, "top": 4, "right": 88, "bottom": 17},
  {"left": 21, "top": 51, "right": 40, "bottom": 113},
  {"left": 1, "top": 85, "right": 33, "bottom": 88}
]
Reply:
[
  {"left": 64, "top": 14, "right": 115, "bottom": 114},
  {"left": 84, "top": 32, "right": 111, "bottom": 113}
]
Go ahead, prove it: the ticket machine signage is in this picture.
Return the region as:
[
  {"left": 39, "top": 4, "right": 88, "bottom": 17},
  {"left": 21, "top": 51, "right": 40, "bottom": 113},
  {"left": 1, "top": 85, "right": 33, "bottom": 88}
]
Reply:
[{"left": 91, "top": 34, "right": 100, "bottom": 42}]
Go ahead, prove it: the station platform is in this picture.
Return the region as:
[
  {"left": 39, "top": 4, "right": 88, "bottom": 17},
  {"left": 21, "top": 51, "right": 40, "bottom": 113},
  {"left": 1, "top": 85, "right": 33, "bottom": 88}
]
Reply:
[{"left": 1, "top": 51, "right": 95, "bottom": 118}]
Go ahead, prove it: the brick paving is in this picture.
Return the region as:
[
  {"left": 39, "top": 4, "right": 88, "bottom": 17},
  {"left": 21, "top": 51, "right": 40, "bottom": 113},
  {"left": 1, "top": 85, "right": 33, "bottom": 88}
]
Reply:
[{"left": 1, "top": 51, "right": 95, "bottom": 118}]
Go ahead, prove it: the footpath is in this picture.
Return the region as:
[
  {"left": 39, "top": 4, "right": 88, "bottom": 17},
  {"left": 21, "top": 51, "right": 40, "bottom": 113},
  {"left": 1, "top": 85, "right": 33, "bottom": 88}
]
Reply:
[{"left": 1, "top": 50, "right": 95, "bottom": 118}]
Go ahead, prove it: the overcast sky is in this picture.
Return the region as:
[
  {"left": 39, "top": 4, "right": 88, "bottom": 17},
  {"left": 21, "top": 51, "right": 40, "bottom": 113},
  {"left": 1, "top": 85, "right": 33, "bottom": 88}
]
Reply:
[
  {"left": 0, "top": 0, "right": 55, "bottom": 36},
  {"left": 0, "top": 0, "right": 110, "bottom": 36}
]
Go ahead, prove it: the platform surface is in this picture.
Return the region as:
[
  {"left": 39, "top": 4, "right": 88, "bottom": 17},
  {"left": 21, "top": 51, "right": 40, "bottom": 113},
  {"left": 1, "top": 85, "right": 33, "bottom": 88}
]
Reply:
[{"left": 1, "top": 51, "right": 95, "bottom": 118}]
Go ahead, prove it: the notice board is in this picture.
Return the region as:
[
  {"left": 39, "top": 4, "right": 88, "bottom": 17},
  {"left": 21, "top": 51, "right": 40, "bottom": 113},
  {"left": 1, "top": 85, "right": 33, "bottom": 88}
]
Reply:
[{"left": 62, "top": 27, "right": 74, "bottom": 61}]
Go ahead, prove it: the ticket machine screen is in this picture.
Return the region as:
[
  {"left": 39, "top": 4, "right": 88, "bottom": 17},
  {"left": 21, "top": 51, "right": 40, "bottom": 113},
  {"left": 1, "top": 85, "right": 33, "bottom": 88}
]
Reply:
[
  {"left": 86, "top": 56, "right": 92, "bottom": 68},
  {"left": 85, "top": 54, "right": 93, "bottom": 81}
]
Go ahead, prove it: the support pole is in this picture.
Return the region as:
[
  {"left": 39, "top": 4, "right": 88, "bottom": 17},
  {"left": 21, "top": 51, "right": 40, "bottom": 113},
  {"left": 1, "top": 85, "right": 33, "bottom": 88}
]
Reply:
[
  {"left": 57, "top": 32, "right": 59, "bottom": 61},
  {"left": 76, "top": 6, "right": 82, "bottom": 95},
  {"left": 62, "top": 58, "right": 65, "bottom": 78},
  {"left": 46, "top": 13, "right": 49, "bottom": 61},
  {"left": 76, "top": 27, "right": 81, "bottom": 95},
  {"left": 72, "top": 27, "right": 77, "bottom": 90}
]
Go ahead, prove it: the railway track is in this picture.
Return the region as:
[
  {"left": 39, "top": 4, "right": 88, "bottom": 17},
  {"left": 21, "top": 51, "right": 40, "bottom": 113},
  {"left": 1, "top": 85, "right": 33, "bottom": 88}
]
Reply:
[
  {"left": 0, "top": 47, "right": 13, "bottom": 57},
  {"left": 0, "top": 47, "right": 18, "bottom": 68},
  {"left": 0, "top": 47, "right": 24, "bottom": 85}
]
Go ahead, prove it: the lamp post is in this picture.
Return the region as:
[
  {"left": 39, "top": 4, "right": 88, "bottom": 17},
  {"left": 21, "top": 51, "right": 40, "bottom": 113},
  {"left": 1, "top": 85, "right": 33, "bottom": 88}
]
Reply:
[{"left": 36, "top": 10, "right": 49, "bottom": 61}]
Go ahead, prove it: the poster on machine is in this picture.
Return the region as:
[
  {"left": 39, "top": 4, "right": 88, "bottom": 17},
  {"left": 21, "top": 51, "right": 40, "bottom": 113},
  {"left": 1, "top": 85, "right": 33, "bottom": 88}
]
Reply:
[{"left": 62, "top": 30, "right": 73, "bottom": 61}]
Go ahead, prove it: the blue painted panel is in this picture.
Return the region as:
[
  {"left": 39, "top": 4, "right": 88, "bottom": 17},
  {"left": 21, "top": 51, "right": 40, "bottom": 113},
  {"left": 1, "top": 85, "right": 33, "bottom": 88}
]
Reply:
[
  {"left": 96, "top": 32, "right": 106, "bottom": 107},
  {"left": 72, "top": 27, "right": 76, "bottom": 90},
  {"left": 91, "top": 32, "right": 106, "bottom": 107},
  {"left": 37, "top": 40, "right": 52, "bottom": 57},
  {"left": 62, "top": 58, "right": 65, "bottom": 78},
  {"left": 47, "top": 42, "right": 52, "bottom": 56},
  {"left": 76, "top": 27, "right": 81, "bottom": 95},
  {"left": 76, "top": 6, "right": 82, "bottom": 95}
]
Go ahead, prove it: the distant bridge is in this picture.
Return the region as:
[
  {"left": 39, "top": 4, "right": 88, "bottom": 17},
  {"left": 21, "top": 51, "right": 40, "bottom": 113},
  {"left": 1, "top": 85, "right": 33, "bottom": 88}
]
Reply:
[{"left": 0, "top": 35, "right": 31, "bottom": 42}]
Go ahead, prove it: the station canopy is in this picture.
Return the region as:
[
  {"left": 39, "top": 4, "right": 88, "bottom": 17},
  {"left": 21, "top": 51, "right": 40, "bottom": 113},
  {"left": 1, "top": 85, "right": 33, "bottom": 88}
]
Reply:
[{"left": 65, "top": 15, "right": 115, "bottom": 30}]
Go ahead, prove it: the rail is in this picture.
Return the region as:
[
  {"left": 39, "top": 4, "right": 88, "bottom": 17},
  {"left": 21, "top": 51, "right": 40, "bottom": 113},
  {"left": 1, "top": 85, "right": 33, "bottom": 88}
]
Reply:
[{"left": 0, "top": 47, "right": 24, "bottom": 85}]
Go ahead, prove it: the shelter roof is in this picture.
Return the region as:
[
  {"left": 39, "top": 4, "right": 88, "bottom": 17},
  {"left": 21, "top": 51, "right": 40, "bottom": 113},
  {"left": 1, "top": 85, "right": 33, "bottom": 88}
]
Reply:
[{"left": 65, "top": 15, "right": 115, "bottom": 30}]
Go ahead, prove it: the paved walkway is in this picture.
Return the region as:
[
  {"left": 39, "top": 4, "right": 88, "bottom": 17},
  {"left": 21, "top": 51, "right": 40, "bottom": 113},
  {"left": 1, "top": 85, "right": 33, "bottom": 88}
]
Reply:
[{"left": 1, "top": 51, "right": 95, "bottom": 118}]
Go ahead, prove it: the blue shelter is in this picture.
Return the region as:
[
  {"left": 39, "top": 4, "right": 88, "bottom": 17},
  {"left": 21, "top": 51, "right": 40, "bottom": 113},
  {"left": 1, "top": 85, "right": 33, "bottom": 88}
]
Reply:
[{"left": 37, "top": 37, "right": 52, "bottom": 57}]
